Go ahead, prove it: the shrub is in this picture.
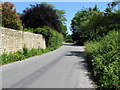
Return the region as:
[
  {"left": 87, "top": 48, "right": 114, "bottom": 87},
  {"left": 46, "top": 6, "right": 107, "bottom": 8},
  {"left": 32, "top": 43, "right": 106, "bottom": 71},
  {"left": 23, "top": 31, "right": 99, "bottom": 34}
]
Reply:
[
  {"left": 84, "top": 30, "right": 119, "bottom": 89},
  {"left": 1, "top": 50, "right": 26, "bottom": 64},
  {"left": 1, "top": 27, "right": 63, "bottom": 65},
  {"left": 33, "top": 26, "right": 63, "bottom": 49},
  {"left": 23, "top": 46, "right": 28, "bottom": 57},
  {"left": 1, "top": 47, "right": 52, "bottom": 65}
]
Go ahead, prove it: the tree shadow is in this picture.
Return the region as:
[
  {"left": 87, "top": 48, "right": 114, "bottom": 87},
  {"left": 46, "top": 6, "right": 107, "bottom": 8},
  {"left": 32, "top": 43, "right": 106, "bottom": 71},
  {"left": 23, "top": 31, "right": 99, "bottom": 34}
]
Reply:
[
  {"left": 65, "top": 51, "right": 84, "bottom": 57},
  {"left": 65, "top": 50, "right": 96, "bottom": 87}
]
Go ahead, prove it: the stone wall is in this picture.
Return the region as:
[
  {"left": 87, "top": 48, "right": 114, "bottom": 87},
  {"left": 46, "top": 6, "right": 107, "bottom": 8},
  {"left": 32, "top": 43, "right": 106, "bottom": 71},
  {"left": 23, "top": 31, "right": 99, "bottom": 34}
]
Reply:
[{"left": 0, "top": 27, "right": 46, "bottom": 54}]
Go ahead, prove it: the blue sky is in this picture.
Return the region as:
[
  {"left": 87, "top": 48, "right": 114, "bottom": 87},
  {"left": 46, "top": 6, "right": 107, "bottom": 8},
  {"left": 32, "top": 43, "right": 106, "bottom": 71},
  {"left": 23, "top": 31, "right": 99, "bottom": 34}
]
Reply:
[{"left": 12, "top": 2, "right": 110, "bottom": 34}]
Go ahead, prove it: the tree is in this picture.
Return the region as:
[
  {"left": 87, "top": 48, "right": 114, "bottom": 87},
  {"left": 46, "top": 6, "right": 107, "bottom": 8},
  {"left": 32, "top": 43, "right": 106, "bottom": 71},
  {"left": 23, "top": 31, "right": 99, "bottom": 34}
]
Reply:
[
  {"left": 71, "top": 5, "right": 120, "bottom": 45},
  {"left": 71, "top": 5, "right": 100, "bottom": 44},
  {"left": 55, "top": 9, "right": 67, "bottom": 24},
  {"left": 65, "top": 34, "right": 73, "bottom": 43},
  {"left": 21, "top": 2, "right": 67, "bottom": 34},
  {"left": 105, "top": 0, "right": 120, "bottom": 13},
  {"left": 55, "top": 9, "right": 67, "bottom": 38},
  {"left": 108, "top": 0, "right": 120, "bottom": 9},
  {"left": 2, "top": 2, "right": 22, "bottom": 30},
  {"left": 105, "top": 8, "right": 112, "bottom": 13}
]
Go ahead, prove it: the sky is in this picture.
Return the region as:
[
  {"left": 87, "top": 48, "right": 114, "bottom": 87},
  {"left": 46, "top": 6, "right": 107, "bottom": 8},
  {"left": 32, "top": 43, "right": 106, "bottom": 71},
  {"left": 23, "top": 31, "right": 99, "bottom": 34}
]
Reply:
[{"left": 12, "top": 2, "right": 112, "bottom": 34}]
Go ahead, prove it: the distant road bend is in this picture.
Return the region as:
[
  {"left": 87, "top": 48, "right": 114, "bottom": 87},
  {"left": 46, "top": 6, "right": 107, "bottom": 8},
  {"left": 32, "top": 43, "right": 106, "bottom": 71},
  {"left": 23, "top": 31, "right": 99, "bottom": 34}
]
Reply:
[{"left": 2, "top": 43, "right": 95, "bottom": 88}]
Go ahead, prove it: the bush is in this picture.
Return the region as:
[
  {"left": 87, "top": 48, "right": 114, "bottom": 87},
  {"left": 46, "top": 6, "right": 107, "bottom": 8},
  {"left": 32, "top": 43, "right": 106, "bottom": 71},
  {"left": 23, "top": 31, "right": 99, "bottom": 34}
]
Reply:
[
  {"left": 1, "top": 50, "right": 26, "bottom": 64},
  {"left": 1, "top": 27, "right": 63, "bottom": 65},
  {"left": 84, "top": 30, "right": 119, "bottom": 89},
  {"left": 1, "top": 47, "right": 52, "bottom": 65},
  {"left": 33, "top": 26, "right": 63, "bottom": 49}
]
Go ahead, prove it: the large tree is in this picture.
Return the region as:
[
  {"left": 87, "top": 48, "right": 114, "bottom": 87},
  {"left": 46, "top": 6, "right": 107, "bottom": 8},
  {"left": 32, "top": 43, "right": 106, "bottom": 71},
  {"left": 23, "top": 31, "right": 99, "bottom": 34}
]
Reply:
[
  {"left": 21, "top": 2, "right": 67, "bottom": 34},
  {"left": 71, "top": 5, "right": 120, "bottom": 45},
  {"left": 71, "top": 5, "right": 99, "bottom": 44},
  {"left": 2, "top": 2, "right": 22, "bottom": 30}
]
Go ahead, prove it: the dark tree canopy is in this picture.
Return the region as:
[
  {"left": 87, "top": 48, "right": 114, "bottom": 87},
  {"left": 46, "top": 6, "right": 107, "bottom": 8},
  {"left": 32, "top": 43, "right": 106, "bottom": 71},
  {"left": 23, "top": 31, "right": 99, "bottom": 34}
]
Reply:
[
  {"left": 108, "top": 0, "right": 120, "bottom": 9},
  {"left": 21, "top": 3, "right": 62, "bottom": 32}
]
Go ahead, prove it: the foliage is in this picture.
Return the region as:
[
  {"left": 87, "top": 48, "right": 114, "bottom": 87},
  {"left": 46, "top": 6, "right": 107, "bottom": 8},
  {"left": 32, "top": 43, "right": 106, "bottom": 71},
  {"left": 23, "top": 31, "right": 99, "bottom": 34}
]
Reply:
[
  {"left": 2, "top": 2, "right": 22, "bottom": 30},
  {"left": 71, "top": 5, "right": 100, "bottom": 45},
  {"left": 65, "top": 34, "right": 73, "bottom": 43},
  {"left": 33, "top": 26, "right": 63, "bottom": 49},
  {"left": 55, "top": 9, "right": 67, "bottom": 38},
  {"left": 107, "top": 0, "right": 120, "bottom": 9},
  {"left": 71, "top": 5, "right": 120, "bottom": 45},
  {"left": 1, "top": 46, "right": 53, "bottom": 65},
  {"left": 84, "top": 30, "right": 120, "bottom": 89},
  {"left": 21, "top": 2, "right": 67, "bottom": 37},
  {"left": 1, "top": 26, "right": 63, "bottom": 65},
  {"left": 59, "top": 22, "right": 67, "bottom": 39},
  {"left": 83, "top": 11, "right": 120, "bottom": 40}
]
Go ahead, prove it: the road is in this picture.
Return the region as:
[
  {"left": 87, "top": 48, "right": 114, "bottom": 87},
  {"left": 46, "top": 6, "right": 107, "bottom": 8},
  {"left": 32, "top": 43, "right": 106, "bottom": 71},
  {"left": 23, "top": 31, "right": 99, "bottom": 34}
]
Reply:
[{"left": 1, "top": 44, "right": 94, "bottom": 88}]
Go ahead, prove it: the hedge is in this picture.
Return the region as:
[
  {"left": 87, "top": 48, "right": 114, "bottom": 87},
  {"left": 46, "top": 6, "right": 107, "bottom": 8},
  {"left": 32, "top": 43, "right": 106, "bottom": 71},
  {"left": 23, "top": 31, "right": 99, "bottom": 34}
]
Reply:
[
  {"left": 84, "top": 30, "right": 119, "bottom": 89},
  {"left": 33, "top": 26, "right": 63, "bottom": 49}
]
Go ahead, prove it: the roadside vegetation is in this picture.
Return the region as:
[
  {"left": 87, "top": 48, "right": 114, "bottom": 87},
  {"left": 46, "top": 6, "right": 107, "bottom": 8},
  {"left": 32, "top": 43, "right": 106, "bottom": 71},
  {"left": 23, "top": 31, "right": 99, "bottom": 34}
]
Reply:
[
  {"left": 65, "top": 34, "right": 73, "bottom": 43},
  {"left": 1, "top": 2, "right": 65, "bottom": 65},
  {"left": 71, "top": 1, "right": 120, "bottom": 89},
  {"left": 1, "top": 27, "right": 63, "bottom": 65},
  {"left": 33, "top": 26, "right": 63, "bottom": 49},
  {"left": 1, "top": 46, "right": 56, "bottom": 65},
  {"left": 84, "top": 30, "right": 119, "bottom": 89},
  {"left": 1, "top": 1, "right": 120, "bottom": 89}
]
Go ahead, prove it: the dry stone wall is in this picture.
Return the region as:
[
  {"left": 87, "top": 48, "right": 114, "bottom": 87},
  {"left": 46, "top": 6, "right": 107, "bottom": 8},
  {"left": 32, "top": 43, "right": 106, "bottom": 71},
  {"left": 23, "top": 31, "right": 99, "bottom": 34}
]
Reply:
[{"left": 0, "top": 27, "right": 46, "bottom": 54}]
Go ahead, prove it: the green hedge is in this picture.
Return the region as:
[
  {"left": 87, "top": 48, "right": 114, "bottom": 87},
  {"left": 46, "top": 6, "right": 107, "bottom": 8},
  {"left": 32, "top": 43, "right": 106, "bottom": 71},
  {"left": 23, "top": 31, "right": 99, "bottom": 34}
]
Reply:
[
  {"left": 33, "top": 26, "right": 63, "bottom": 49},
  {"left": 84, "top": 30, "right": 119, "bottom": 89}
]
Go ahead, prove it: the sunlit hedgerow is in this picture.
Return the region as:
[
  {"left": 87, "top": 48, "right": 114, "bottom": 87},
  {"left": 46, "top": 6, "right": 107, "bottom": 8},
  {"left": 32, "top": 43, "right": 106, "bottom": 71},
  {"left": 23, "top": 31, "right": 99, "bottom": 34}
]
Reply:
[{"left": 84, "top": 30, "right": 120, "bottom": 89}]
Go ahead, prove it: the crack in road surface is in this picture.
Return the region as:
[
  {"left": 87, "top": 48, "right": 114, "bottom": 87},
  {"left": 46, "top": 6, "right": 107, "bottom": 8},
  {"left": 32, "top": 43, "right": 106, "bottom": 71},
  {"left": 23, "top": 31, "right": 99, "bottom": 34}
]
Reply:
[{"left": 2, "top": 44, "right": 95, "bottom": 88}]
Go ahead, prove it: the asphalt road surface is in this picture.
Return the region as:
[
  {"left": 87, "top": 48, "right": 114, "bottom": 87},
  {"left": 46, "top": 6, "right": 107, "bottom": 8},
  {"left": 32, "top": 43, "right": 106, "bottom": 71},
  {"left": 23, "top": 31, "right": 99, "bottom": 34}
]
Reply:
[{"left": 1, "top": 44, "right": 94, "bottom": 88}]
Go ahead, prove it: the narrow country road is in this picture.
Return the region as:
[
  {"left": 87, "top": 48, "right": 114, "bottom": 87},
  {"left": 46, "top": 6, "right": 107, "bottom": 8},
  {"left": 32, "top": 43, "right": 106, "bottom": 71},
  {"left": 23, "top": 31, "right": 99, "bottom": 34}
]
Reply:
[{"left": 1, "top": 44, "right": 94, "bottom": 88}]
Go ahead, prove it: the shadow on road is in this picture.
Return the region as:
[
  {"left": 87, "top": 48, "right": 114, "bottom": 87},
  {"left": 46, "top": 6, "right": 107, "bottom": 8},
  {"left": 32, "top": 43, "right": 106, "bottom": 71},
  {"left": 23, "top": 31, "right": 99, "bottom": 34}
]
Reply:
[
  {"left": 65, "top": 51, "right": 84, "bottom": 57},
  {"left": 65, "top": 50, "right": 95, "bottom": 86}
]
